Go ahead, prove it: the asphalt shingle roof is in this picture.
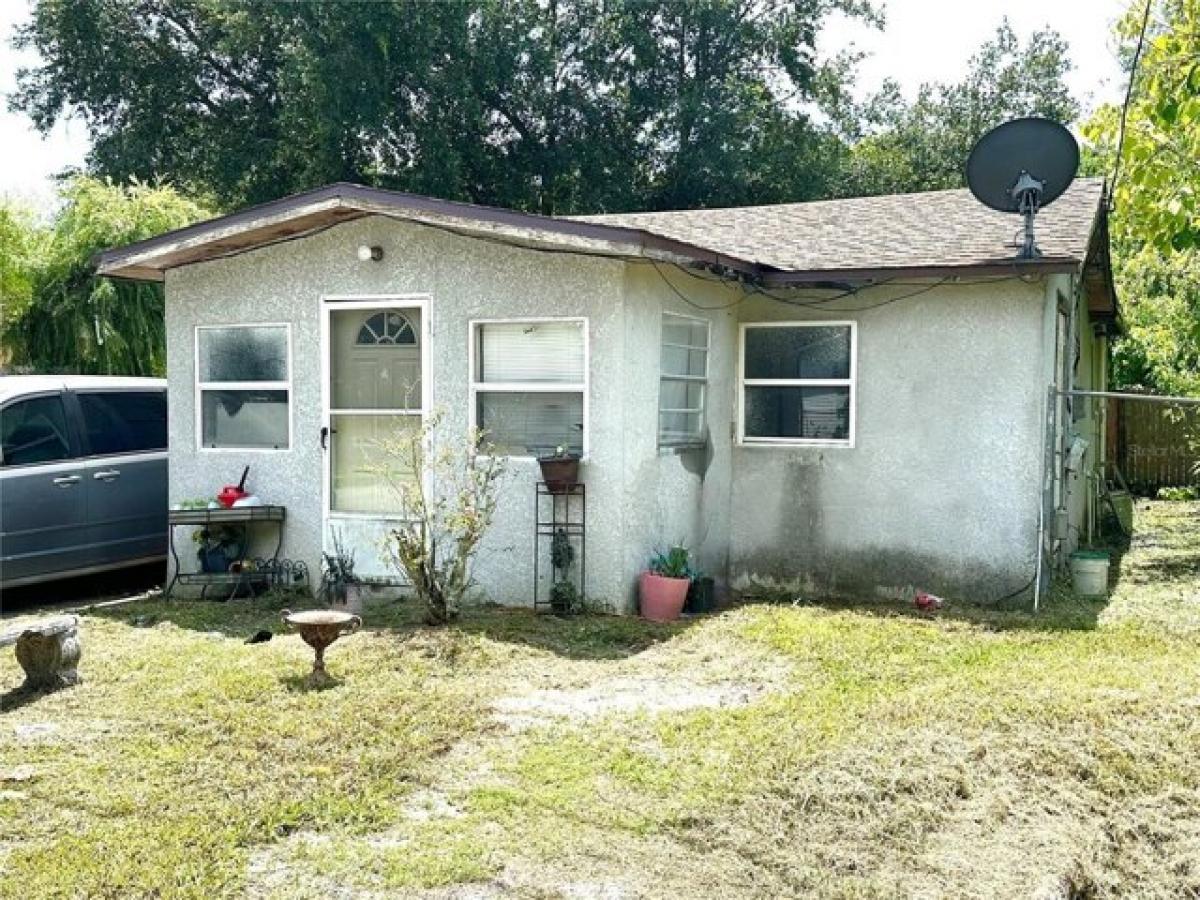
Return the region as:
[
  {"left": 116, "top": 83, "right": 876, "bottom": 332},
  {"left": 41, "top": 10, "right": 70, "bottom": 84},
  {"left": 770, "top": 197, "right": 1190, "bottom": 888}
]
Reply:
[{"left": 573, "top": 177, "right": 1105, "bottom": 275}]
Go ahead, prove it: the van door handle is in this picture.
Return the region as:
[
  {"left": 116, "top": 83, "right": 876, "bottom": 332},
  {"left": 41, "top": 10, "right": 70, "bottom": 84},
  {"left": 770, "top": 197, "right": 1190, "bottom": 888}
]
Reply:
[
  {"left": 52, "top": 475, "right": 81, "bottom": 487},
  {"left": 93, "top": 470, "right": 121, "bottom": 481}
]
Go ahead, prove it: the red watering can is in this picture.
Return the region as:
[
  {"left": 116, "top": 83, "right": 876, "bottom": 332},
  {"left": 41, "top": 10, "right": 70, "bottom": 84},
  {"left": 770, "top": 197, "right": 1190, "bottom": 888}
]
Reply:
[{"left": 218, "top": 466, "right": 251, "bottom": 508}]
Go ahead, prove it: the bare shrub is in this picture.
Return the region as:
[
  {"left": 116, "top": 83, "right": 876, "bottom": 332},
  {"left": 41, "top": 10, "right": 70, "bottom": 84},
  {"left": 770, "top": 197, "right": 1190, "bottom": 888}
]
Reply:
[{"left": 371, "top": 409, "right": 505, "bottom": 624}]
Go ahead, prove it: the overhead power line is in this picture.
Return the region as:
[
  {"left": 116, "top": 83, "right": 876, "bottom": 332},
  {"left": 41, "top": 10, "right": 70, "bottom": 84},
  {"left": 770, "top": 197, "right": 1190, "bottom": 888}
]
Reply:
[{"left": 1110, "top": 0, "right": 1154, "bottom": 211}]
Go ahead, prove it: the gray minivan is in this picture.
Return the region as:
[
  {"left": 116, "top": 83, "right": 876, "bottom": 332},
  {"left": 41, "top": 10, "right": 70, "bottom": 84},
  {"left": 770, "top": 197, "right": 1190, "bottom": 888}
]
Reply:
[{"left": 0, "top": 376, "right": 167, "bottom": 589}]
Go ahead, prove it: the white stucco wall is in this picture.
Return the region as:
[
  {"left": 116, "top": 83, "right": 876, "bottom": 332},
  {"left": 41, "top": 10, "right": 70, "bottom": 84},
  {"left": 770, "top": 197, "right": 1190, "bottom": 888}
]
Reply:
[
  {"left": 725, "top": 279, "right": 1049, "bottom": 601},
  {"left": 615, "top": 265, "right": 738, "bottom": 605},
  {"left": 167, "top": 215, "right": 640, "bottom": 609},
  {"left": 165, "top": 213, "right": 1066, "bottom": 609}
]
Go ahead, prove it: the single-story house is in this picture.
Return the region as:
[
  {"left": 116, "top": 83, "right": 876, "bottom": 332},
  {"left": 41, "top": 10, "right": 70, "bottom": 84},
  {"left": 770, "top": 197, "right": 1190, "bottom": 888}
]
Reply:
[{"left": 97, "top": 178, "right": 1117, "bottom": 611}]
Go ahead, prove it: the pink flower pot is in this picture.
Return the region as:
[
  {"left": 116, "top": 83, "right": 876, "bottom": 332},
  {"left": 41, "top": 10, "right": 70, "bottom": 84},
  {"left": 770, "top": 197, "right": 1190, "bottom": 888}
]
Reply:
[{"left": 639, "top": 572, "right": 689, "bottom": 622}]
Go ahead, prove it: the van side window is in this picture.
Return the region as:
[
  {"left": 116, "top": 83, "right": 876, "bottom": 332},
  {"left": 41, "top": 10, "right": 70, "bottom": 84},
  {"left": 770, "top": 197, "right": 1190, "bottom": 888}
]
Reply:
[
  {"left": 77, "top": 392, "right": 168, "bottom": 456},
  {"left": 0, "top": 395, "right": 73, "bottom": 466}
]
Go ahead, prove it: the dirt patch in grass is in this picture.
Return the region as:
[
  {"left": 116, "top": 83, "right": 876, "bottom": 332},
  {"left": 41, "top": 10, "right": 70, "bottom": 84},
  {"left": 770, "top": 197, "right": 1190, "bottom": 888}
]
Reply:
[{"left": 491, "top": 678, "right": 769, "bottom": 730}]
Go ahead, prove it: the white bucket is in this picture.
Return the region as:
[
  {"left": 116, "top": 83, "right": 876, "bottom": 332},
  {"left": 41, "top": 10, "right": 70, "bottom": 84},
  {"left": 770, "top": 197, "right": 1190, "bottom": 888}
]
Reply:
[{"left": 1070, "top": 551, "right": 1110, "bottom": 596}]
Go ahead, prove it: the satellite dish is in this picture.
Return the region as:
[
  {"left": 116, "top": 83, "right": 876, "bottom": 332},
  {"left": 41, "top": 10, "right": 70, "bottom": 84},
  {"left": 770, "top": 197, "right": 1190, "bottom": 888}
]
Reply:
[{"left": 966, "top": 117, "right": 1079, "bottom": 259}]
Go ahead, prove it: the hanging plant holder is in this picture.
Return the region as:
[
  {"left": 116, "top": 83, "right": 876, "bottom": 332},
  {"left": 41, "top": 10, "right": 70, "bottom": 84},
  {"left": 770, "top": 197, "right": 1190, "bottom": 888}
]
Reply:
[{"left": 537, "top": 454, "right": 580, "bottom": 494}]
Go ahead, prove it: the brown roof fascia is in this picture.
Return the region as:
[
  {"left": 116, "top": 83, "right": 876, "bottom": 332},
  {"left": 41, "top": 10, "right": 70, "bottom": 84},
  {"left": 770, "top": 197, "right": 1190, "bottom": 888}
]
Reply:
[
  {"left": 1081, "top": 202, "right": 1120, "bottom": 323},
  {"left": 95, "top": 182, "right": 764, "bottom": 280},
  {"left": 759, "top": 259, "right": 1081, "bottom": 287}
]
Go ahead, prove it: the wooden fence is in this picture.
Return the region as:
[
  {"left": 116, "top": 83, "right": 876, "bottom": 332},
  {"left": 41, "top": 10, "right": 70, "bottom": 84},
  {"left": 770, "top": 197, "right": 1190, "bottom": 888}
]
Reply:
[{"left": 1107, "top": 397, "right": 1200, "bottom": 493}]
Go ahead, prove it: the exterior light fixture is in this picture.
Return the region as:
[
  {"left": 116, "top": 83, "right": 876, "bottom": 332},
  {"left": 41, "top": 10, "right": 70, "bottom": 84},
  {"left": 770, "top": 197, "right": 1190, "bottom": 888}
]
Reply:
[{"left": 357, "top": 245, "right": 383, "bottom": 262}]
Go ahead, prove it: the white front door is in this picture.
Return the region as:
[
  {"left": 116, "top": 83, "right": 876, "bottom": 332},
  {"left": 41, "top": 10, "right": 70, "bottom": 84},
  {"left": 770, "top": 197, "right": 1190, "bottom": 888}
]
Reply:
[{"left": 320, "top": 296, "right": 429, "bottom": 578}]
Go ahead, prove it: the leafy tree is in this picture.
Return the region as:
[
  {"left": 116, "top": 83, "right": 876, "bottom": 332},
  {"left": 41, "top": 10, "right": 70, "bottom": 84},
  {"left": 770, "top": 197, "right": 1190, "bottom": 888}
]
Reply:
[
  {"left": 3, "top": 177, "right": 211, "bottom": 376},
  {"left": 1082, "top": 0, "right": 1200, "bottom": 396},
  {"left": 0, "top": 202, "right": 40, "bottom": 331},
  {"left": 839, "top": 21, "right": 1079, "bottom": 196},
  {"left": 1110, "top": 250, "right": 1200, "bottom": 395},
  {"left": 1083, "top": 0, "right": 1199, "bottom": 253},
  {"left": 11, "top": 0, "right": 875, "bottom": 213}
]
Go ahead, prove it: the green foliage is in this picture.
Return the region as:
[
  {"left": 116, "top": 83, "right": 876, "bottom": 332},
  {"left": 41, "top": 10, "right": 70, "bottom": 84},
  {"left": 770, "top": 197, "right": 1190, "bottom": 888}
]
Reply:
[
  {"left": 2, "top": 177, "right": 210, "bottom": 375},
  {"left": 1109, "top": 249, "right": 1200, "bottom": 395},
  {"left": 1083, "top": 0, "right": 1200, "bottom": 254},
  {"left": 322, "top": 528, "right": 359, "bottom": 586},
  {"left": 1157, "top": 485, "right": 1199, "bottom": 500},
  {"left": 549, "top": 578, "right": 581, "bottom": 614},
  {"left": 549, "top": 527, "right": 579, "bottom": 614},
  {"left": 550, "top": 529, "right": 575, "bottom": 574},
  {"left": 0, "top": 202, "right": 40, "bottom": 331},
  {"left": 12, "top": 0, "right": 877, "bottom": 213},
  {"left": 649, "top": 545, "right": 693, "bottom": 579},
  {"left": 839, "top": 21, "right": 1079, "bottom": 196},
  {"left": 1082, "top": 1, "right": 1200, "bottom": 397}
]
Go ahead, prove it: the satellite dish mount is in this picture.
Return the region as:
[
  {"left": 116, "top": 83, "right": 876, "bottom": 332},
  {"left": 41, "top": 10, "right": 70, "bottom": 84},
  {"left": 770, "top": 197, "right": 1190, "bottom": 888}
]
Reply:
[
  {"left": 966, "top": 118, "right": 1079, "bottom": 262},
  {"left": 1011, "top": 170, "right": 1045, "bottom": 259}
]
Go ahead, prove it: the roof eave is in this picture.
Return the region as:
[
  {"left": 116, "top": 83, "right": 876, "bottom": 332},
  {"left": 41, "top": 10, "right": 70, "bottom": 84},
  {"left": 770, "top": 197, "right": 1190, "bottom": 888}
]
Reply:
[
  {"left": 1081, "top": 204, "right": 1120, "bottom": 324},
  {"left": 759, "top": 258, "right": 1082, "bottom": 287},
  {"left": 94, "top": 183, "right": 763, "bottom": 282}
]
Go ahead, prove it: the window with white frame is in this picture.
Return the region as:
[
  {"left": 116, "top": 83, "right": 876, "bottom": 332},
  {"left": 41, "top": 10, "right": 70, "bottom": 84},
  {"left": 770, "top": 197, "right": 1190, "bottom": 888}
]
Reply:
[
  {"left": 659, "top": 313, "right": 709, "bottom": 446},
  {"left": 740, "top": 322, "right": 855, "bottom": 445},
  {"left": 196, "top": 324, "right": 291, "bottom": 449},
  {"left": 471, "top": 319, "right": 585, "bottom": 456}
]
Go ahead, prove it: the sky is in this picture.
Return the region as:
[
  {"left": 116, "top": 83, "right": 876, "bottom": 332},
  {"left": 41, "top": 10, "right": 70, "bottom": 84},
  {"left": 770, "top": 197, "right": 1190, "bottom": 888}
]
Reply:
[{"left": 0, "top": 0, "right": 1130, "bottom": 215}]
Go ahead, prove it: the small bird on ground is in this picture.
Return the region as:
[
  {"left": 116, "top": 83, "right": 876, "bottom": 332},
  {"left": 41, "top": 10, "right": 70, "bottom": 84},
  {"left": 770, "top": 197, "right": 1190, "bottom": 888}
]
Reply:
[{"left": 245, "top": 630, "right": 273, "bottom": 644}]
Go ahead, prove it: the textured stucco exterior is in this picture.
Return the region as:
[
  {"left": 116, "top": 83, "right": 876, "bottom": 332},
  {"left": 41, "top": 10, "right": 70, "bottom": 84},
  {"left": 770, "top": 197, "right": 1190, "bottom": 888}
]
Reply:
[
  {"left": 725, "top": 280, "right": 1049, "bottom": 601},
  {"left": 168, "top": 216, "right": 631, "bottom": 608},
  {"left": 165, "top": 212, "right": 1085, "bottom": 609},
  {"left": 615, "top": 266, "right": 738, "bottom": 604}
]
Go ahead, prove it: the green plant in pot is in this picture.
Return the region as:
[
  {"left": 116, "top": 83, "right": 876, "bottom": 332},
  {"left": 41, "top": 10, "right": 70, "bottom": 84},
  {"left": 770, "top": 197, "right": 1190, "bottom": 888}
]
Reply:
[
  {"left": 192, "top": 524, "right": 244, "bottom": 574},
  {"left": 537, "top": 444, "right": 581, "bottom": 494},
  {"left": 640, "top": 545, "right": 693, "bottom": 622},
  {"left": 548, "top": 527, "right": 580, "bottom": 615},
  {"left": 322, "top": 529, "right": 363, "bottom": 614}
]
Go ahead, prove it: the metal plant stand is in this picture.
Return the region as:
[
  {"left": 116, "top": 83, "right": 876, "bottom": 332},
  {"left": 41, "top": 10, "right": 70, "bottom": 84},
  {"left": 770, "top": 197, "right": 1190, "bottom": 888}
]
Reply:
[
  {"left": 166, "top": 506, "right": 302, "bottom": 600},
  {"left": 534, "top": 482, "right": 585, "bottom": 613}
]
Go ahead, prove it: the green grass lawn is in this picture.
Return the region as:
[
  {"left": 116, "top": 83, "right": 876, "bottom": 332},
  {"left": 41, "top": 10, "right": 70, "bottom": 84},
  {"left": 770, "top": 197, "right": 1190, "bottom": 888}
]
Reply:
[{"left": 2, "top": 501, "right": 1199, "bottom": 899}]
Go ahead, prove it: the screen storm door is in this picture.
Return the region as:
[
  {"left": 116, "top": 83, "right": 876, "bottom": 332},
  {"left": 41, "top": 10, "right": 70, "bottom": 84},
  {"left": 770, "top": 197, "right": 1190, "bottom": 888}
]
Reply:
[{"left": 321, "top": 299, "right": 428, "bottom": 536}]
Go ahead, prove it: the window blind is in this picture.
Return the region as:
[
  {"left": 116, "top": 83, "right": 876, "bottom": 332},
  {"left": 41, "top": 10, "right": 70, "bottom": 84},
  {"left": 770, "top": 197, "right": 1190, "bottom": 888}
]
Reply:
[{"left": 477, "top": 321, "right": 584, "bottom": 384}]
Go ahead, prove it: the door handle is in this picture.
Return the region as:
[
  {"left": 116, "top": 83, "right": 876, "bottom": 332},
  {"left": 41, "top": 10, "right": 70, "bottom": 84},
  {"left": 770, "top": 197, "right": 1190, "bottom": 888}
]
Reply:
[
  {"left": 52, "top": 475, "right": 81, "bottom": 487},
  {"left": 320, "top": 426, "right": 336, "bottom": 450},
  {"left": 93, "top": 470, "right": 121, "bottom": 481}
]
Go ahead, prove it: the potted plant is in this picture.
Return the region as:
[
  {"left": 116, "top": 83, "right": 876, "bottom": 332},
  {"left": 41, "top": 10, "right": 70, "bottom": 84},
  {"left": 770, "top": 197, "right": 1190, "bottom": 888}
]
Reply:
[
  {"left": 322, "top": 530, "right": 364, "bottom": 614},
  {"left": 537, "top": 444, "right": 580, "bottom": 494},
  {"left": 192, "top": 524, "right": 244, "bottom": 574},
  {"left": 640, "top": 546, "right": 693, "bottom": 622},
  {"left": 548, "top": 527, "right": 580, "bottom": 615}
]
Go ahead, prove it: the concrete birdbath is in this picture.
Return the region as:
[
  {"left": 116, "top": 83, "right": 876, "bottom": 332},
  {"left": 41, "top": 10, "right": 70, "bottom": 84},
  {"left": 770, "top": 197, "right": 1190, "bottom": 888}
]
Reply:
[{"left": 280, "top": 609, "right": 361, "bottom": 684}]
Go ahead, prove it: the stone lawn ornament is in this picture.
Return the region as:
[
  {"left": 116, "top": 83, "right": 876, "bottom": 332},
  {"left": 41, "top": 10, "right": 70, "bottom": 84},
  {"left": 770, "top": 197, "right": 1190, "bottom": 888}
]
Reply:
[
  {"left": 0, "top": 616, "right": 82, "bottom": 691},
  {"left": 280, "top": 609, "right": 360, "bottom": 684}
]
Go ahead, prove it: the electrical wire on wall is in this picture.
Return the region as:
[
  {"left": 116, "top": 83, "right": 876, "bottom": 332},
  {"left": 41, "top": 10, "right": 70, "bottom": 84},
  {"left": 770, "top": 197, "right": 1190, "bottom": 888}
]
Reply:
[{"left": 649, "top": 258, "right": 1027, "bottom": 317}]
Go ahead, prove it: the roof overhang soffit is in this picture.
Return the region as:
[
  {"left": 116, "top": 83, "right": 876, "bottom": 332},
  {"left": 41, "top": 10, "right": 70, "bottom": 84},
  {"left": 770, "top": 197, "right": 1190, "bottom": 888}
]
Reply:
[
  {"left": 1082, "top": 205, "right": 1119, "bottom": 321},
  {"left": 95, "top": 192, "right": 764, "bottom": 282}
]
